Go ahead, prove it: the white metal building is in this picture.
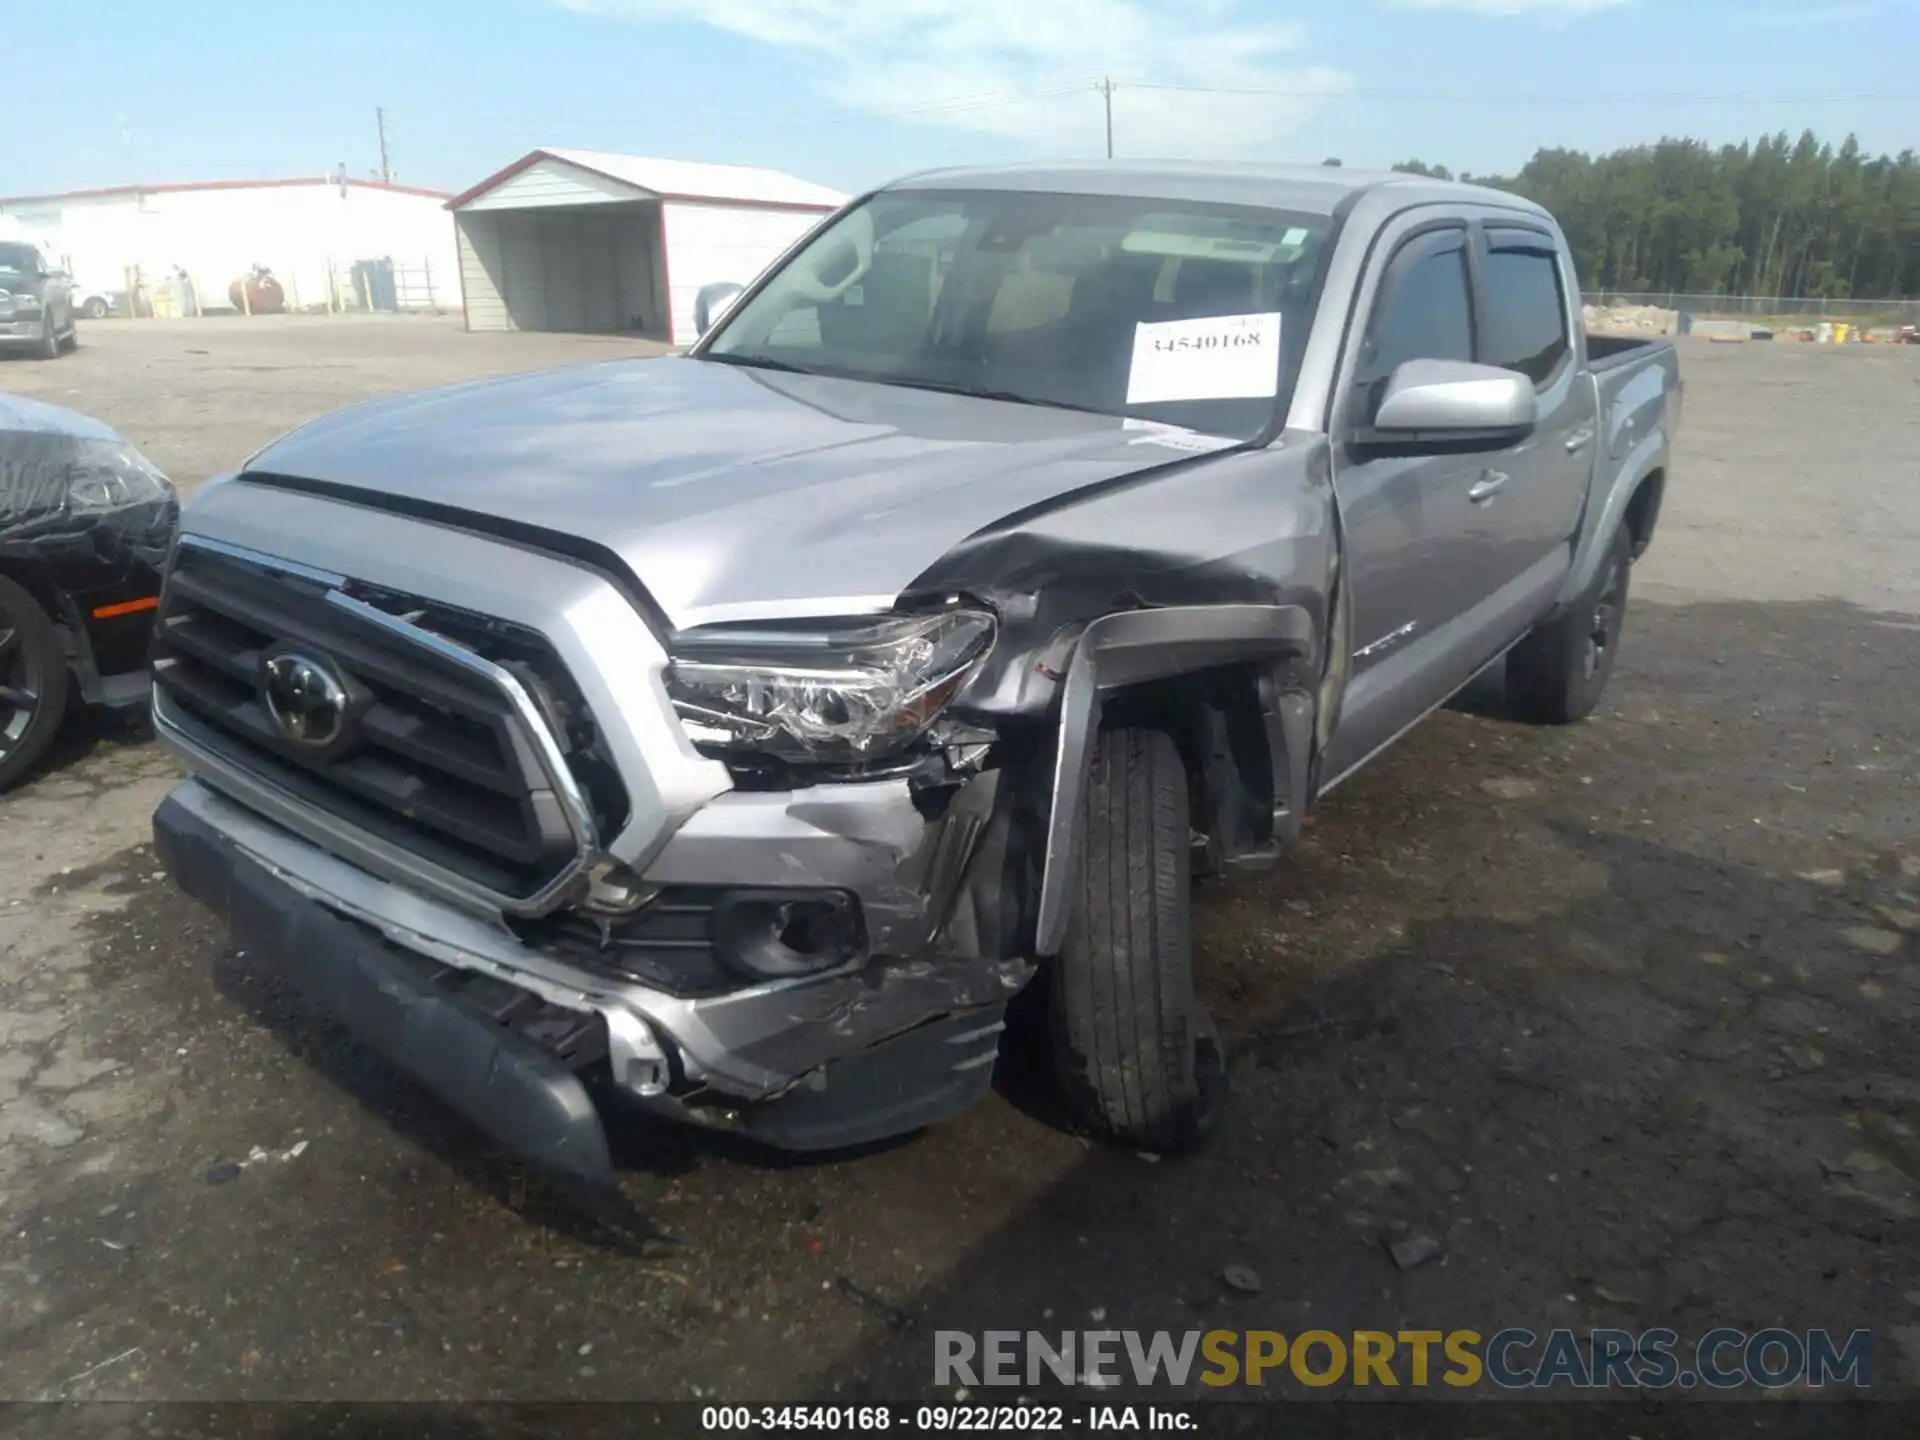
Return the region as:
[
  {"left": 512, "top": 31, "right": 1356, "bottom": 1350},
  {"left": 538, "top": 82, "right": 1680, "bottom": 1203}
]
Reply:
[
  {"left": 448, "top": 149, "right": 846, "bottom": 344},
  {"left": 0, "top": 177, "right": 462, "bottom": 313}
]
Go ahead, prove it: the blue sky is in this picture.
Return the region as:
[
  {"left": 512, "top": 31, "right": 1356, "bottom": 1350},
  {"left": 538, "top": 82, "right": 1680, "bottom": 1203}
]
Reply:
[{"left": 6, "top": 0, "right": 1915, "bottom": 199}]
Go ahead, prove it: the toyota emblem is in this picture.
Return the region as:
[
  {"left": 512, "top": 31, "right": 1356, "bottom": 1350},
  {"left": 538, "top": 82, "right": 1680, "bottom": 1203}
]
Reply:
[{"left": 262, "top": 652, "right": 352, "bottom": 748}]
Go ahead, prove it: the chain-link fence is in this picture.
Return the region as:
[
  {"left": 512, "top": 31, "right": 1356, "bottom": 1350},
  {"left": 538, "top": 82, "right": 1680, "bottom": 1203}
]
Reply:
[{"left": 1583, "top": 292, "right": 1920, "bottom": 328}]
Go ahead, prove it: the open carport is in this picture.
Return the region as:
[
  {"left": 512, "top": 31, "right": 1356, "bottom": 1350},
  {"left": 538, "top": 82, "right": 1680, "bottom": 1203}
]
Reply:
[{"left": 447, "top": 147, "right": 844, "bottom": 345}]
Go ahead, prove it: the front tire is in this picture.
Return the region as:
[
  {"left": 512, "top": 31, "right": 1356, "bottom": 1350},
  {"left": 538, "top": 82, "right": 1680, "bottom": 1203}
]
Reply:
[
  {"left": 36, "top": 312, "right": 60, "bottom": 360},
  {"left": 1049, "top": 726, "right": 1225, "bottom": 1150},
  {"left": 0, "top": 576, "right": 70, "bottom": 792},
  {"left": 1506, "top": 523, "right": 1633, "bottom": 724}
]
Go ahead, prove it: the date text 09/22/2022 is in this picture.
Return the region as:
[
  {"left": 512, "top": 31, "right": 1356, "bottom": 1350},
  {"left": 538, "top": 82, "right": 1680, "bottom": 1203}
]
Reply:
[{"left": 700, "top": 1405, "right": 1192, "bottom": 1432}]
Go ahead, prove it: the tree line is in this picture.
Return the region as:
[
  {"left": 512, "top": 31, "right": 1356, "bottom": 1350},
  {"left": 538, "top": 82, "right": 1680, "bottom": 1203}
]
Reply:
[{"left": 1394, "top": 131, "right": 1920, "bottom": 300}]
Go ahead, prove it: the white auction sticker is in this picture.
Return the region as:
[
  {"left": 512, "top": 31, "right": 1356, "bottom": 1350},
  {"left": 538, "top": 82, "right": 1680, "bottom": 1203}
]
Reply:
[{"left": 1126, "top": 312, "right": 1282, "bottom": 405}]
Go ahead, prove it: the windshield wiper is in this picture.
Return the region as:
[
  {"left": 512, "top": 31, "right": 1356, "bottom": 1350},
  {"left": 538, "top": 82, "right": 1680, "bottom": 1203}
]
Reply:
[
  {"left": 876, "top": 376, "right": 1112, "bottom": 417},
  {"left": 698, "top": 352, "right": 814, "bottom": 375},
  {"left": 700, "top": 358, "right": 1117, "bottom": 421}
]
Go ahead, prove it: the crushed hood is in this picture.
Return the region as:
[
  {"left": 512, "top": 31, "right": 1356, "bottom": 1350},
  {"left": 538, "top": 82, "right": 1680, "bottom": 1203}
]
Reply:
[{"left": 241, "top": 356, "right": 1239, "bottom": 631}]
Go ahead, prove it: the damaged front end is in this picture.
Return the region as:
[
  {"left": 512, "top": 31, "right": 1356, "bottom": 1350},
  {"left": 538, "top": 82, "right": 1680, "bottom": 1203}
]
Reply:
[
  {"left": 151, "top": 554, "right": 1047, "bottom": 1200},
  {"left": 562, "top": 601, "right": 1047, "bottom": 1146},
  {"left": 154, "top": 748, "right": 1037, "bottom": 1181}
]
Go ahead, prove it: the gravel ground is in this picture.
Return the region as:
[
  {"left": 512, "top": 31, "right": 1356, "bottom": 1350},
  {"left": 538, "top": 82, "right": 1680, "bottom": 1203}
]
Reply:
[{"left": 1, "top": 319, "right": 1917, "bottom": 1417}]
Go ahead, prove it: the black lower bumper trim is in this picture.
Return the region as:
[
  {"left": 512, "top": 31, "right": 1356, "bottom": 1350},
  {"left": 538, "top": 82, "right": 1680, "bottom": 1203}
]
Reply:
[
  {"left": 733, "top": 1006, "right": 1006, "bottom": 1152},
  {"left": 154, "top": 795, "right": 616, "bottom": 1194}
]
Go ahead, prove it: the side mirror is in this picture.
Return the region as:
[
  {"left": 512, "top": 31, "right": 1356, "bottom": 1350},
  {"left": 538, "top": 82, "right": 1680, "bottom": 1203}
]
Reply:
[
  {"left": 694, "top": 281, "right": 745, "bottom": 338},
  {"left": 1371, "top": 359, "right": 1537, "bottom": 442}
]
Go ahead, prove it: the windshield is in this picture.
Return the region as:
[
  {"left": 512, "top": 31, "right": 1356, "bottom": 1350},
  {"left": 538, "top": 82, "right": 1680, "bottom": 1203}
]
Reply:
[
  {"left": 700, "top": 188, "right": 1335, "bottom": 441},
  {"left": 0, "top": 243, "right": 41, "bottom": 274}
]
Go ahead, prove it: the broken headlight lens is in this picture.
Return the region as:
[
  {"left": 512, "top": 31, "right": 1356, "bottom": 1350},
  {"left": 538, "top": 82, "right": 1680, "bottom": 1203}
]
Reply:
[{"left": 666, "top": 609, "right": 995, "bottom": 762}]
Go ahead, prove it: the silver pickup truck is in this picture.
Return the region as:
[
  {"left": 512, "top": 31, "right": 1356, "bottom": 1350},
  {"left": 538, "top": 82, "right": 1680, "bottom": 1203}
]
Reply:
[{"left": 151, "top": 162, "right": 1679, "bottom": 1204}]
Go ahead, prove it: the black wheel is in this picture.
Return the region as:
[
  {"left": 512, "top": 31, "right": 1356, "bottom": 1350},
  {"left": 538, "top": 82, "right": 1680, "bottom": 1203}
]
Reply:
[
  {"left": 1049, "top": 726, "right": 1225, "bottom": 1150},
  {"left": 0, "top": 575, "right": 71, "bottom": 791},
  {"left": 1506, "top": 523, "right": 1633, "bottom": 724},
  {"left": 36, "top": 311, "right": 60, "bottom": 360},
  {"left": 84, "top": 297, "right": 109, "bottom": 320}
]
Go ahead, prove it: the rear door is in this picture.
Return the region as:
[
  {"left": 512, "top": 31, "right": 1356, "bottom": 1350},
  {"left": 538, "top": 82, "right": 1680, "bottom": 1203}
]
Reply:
[
  {"left": 1320, "top": 219, "right": 1509, "bottom": 784},
  {"left": 1471, "top": 223, "right": 1595, "bottom": 587}
]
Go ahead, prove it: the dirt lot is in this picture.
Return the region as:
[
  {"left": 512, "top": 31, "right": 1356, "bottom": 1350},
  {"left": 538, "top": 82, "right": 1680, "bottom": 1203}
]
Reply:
[{"left": 2, "top": 318, "right": 1918, "bottom": 1419}]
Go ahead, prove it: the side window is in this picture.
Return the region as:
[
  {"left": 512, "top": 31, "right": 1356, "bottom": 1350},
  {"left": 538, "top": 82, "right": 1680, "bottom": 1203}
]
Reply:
[
  {"left": 1352, "top": 229, "right": 1474, "bottom": 421},
  {"left": 1478, "top": 228, "right": 1570, "bottom": 385}
]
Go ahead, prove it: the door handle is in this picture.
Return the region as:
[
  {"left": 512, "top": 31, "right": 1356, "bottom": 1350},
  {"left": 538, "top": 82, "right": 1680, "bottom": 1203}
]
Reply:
[
  {"left": 1565, "top": 427, "right": 1595, "bottom": 454},
  {"left": 1468, "top": 470, "right": 1509, "bottom": 504}
]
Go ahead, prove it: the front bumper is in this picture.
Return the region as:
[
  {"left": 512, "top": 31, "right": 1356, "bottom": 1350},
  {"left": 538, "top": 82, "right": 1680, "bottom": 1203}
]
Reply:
[
  {"left": 156, "top": 788, "right": 618, "bottom": 1191},
  {"left": 149, "top": 494, "right": 1029, "bottom": 1178},
  {"left": 0, "top": 315, "right": 46, "bottom": 343},
  {"left": 155, "top": 776, "right": 1025, "bottom": 1167}
]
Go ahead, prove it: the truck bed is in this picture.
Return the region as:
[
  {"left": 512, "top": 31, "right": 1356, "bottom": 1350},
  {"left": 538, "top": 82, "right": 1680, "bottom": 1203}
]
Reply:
[{"left": 1587, "top": 330, "right": 1671, "bottom": 372}]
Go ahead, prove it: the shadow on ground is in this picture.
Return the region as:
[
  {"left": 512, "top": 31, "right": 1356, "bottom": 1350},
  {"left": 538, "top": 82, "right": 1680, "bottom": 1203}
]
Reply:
[{"left": 16, "top": 699, "right": 153, "bottom": 790}]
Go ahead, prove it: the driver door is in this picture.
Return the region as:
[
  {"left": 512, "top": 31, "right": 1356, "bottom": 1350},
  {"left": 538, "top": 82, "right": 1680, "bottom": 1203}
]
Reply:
[{"left": 1319, "top": 221, "right": 1515, "bottom": 786}]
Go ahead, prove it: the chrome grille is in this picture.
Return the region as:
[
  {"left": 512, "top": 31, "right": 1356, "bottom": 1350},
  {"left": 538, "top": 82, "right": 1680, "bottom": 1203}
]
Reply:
[{"left": 151, "top": 540, "right": 603, "bottom": 906}]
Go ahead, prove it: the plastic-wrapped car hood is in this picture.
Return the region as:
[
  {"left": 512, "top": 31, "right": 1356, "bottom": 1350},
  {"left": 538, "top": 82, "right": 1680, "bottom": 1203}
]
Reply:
[
  {"left": 0, "top": 392, "right": 120, "bottom": 442},
  {"left": 238, "top": 356, "right": 1243, "bottom": 630},
  {"left": 1, "top": 395, "right": 177, "bottom": 569}
]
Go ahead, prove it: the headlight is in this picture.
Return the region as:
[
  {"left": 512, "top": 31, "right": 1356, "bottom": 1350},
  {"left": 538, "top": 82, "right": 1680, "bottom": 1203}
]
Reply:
[
  {"left": 66, "top": 440, "right": 175, "bottom": 513},
  {"left": 667, "top": 608, "right": 995, "bottom": 761}
]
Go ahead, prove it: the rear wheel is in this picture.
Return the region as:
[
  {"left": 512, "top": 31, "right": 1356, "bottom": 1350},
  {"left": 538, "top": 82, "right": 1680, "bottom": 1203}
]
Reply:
[
  {"left": 1049, "top": 726, "right": 1225, "bottom": 1150},
  {"left": 84, "top": 297, "right": 109, "bottom": 320},
  {"left": 0, "top": 576, "right": 70, "bottom": 792},
  {"left": 1506, "top": 524, "right": 1633, "bottom": 725}
]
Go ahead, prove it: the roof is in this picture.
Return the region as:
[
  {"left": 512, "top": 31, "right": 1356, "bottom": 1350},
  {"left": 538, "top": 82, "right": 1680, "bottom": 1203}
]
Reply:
[
  {"left": 883, "top": 160, "right": 1534, "bottom": 219},
  {"left": 447, "top": 148, "right": 847, "bottom": 213},
  {"left": 0, "top": 176, "right": 452, "bottom": 209}
]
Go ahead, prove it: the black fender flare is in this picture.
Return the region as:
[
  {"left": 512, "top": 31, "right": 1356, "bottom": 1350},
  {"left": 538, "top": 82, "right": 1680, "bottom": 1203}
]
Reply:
[{"left": 1034, "top": 603, "right": 1318, "bottom": 956}]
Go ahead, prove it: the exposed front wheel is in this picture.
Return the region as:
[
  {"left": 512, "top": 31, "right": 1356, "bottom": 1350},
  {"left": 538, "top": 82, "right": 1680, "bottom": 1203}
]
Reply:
[
  {"left": 1049, "top": 726, "right": 1225, "bottom": 1150},
  {"left": 36, "top": 312, "right": 60, "bottom": 360},
  {"left": 1505, "top": 523, "right": 1634, "bottom": 725},
  {"left": 0, "top": 576, "right": 70, "bottom": 792}
]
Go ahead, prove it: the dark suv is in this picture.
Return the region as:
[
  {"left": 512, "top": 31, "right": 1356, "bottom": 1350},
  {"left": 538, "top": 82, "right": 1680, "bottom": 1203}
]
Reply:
[
  {"left": 0, "top": 241, "right": 78, "bottom": 360},
  {"left": 1, "top": 394, "right": 176, "bottom": 789}
]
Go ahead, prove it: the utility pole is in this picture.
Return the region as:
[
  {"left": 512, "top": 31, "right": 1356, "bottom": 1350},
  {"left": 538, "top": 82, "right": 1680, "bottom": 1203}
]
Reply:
[
  {"left": 376, "top": 107, "right": 392, "bottom": 184},
  {"left": 1098, "top": 77, "right": 1115, "bottom": 159}
]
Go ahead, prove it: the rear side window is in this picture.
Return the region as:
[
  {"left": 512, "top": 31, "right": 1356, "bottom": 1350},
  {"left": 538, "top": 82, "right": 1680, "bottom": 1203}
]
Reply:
[
  {"left": 1353, "top": 228, "right": 1474, "bottom": 419},
  {"left": 1479, "top": 228, "right": 1570, "bottom": 385}
]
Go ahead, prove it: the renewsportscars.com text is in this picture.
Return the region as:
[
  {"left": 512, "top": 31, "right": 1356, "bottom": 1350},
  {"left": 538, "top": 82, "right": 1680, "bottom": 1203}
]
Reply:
[{"left": 934, "top": 1327, "right": 1873, "bottom": 1391}]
